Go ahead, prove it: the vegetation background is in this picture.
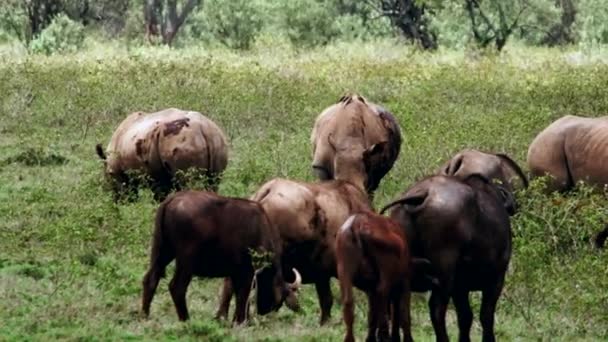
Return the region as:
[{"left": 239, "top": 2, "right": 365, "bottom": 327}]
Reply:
[{"left": 0, "top": 0, "right": 607, "bottom": 341}]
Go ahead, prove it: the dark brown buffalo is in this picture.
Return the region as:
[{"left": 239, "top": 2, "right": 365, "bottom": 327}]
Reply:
[
  {"left": 311, "top": 93, "right": 401, "bottom": 195},
  {"left": 96, "top": 108, "right": 228, "bottom": 200},
  {"left": 439, "top": 149, "right": 528, "bottom": 192},
  {"left": 381, "top": 174, "right": 514, "bottom": 342},
  {"left": 336, "top": 212, "right": 413, "bottom": 342},
  {"left": 141, "top": 190, "right": 300, "bottom": 324},
  {"left": 217, "top": 178, "right": 372, "bottom": 325}
]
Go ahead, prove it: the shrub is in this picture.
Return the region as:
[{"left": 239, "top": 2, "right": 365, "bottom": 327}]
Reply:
[
  {"left": 190, "top": 0, "right": 264, "bottom": 50},
  {"left": 29, "top": 14, "right": 84, "bottom": 55},
  {"left": 281, "top": 0, "right": 339, "bottom": 48}
]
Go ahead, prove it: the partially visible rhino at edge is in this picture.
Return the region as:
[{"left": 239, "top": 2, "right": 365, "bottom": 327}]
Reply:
[
  {"left": 310, "top": 93, "right": 402, "bottom": 195},
  {"left": 527, "top": 115, "right": 608, "bottom": 192},
  {"left": 96, "top": 108, "right": 228, "bottom": 200}
]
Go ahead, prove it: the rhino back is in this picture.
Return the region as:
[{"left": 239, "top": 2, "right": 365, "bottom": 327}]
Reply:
[
  {"left": 564, "top": 117, "right": 608, "bottom": 186},
  {"left": 157, "top": 111, "right": 228, "bottom": 175}
]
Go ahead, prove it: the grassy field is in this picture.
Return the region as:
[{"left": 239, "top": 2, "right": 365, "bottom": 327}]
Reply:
[{"left": 1, "top": 43, "right": 608, "bottom": 341}]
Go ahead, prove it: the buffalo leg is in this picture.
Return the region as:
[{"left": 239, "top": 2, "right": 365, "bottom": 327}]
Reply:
[
  {"left": 232, "top": 272, "right": 254, "bottom": 325},
  {"left": 366, "top": 293, "right": 379, "bottom": 342},
  {"left": 215, "top": 278, "right": 233, "bottom": 320},
  {"left": 452, "top": 291, "right": 473, "bottom": 342},
  {"left": 375, "top": 293, "right": 390, "bottom": 342},
  {"left": 315, "top": 279, "right": 333, "bottom": 325},
  {"left": 169, "top": 263, "right": 193, "bottom": 321},
  {"left": 480, "top": 278, "right": 504, "bottom": 342},
  {"left": 393, "top": 286, "right": 413, "bottom": 342},
  {"left": 339, "top": 276, "right": 355, "bottom": 342},
  {"left": 141, "top": 247, "right": 174, "bottom": 317},
  {"left": 429, "top": 290, "right": 450, "bottom": 342}
]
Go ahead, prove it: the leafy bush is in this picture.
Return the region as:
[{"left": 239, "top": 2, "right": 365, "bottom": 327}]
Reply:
[
  {"left": 185, "top": 0, "right": 264, "bottom": 50},
  {"left": 575, "top": 0, "right": 608, "bottom": 47},
  {"left": 29, "top": 14, "right": 84, "bottom": 55},
  {"left": 281, "top": 0, "right": 340, "bottom": 48}
]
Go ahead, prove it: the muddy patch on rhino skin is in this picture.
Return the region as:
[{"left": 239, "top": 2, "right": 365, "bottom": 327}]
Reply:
[{"left": 164, "top": 118, "right": 190, "bottom": 136}]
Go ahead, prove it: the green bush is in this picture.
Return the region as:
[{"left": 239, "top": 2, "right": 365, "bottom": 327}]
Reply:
[
  {"left": 185, "top": 0, "right": 264, "bottom": 50},
  {"left": 576, "top": 0, "right": 608, "bottom": 47},
  {"left": 29, "top": 14, "right": 85, "bottom": 55},
  {"left": 281, "top": 0, "right": 340, "bottom": 48}
]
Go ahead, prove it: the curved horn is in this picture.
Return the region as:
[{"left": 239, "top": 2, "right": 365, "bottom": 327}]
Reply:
[
  {"left": 495, "top": 153, "right": 529, "bottom": 188},
  {"left": 289, "top": 268, "right": 302, "bottom": 291}
]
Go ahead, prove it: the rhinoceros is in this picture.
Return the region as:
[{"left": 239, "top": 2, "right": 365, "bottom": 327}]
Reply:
[
  {"left": 96, "top": 108, "right": 228, "bottom": 200},
  {"left": 527, "top": 115, "right": 608, "bottom": 191},
  {"left": 311, "top": 93, "right": 402, "bottom": 196}
]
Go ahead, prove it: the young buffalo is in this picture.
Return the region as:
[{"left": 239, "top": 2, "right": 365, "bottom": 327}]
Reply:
[
  {"left": 336, "top": 212, "right": 413, "bottom": 342},
  {"left": 381, "top": 174, "right": 514, "bottom": 342},
  {"left": 141, "top": 190, "right": 300, "bottom": 324}
]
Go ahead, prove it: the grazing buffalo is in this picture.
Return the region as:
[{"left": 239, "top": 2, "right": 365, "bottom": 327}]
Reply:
[
  {"left": 311, "top": 93, "right": 402, "bottom": 195},
  {"left": 336, "top": 212, "right": 413, "bottom": 342},
  {"left": 439, "top": 149, "right": 528, "bottom": 191},
  {"left": 96, "top": 108, "right": 228, "bottom": 200},
  {"left": 141, "top": 190, "right": 300, "bottom": 324},
  {"left": 528, "top": 115, "right": 608, "bottom": 192},
  {"left": 217, "top": 179, "right": 372, "bottom": 325},
  {"left": 381, "top": 174, "right": 514, "bottom": 342}
]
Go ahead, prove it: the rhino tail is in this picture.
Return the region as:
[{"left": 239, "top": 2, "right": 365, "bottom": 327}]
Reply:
[
  {"left": 95, "top": 144, "right": 107, "bottom": 160},
  {"left": 495, "top": 153, "right": 529, "bottom": 188}
]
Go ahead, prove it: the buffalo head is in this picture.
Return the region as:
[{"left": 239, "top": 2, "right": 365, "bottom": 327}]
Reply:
[{"left": 254, "top": 267, "right": 302, "bottom": 315}]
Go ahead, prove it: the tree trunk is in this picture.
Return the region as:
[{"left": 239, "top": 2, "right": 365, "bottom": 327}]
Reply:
[
  {"left": 541, "top": 0, "right": 576, "bottom": 46},
  {"left": 382, "top": 0, "right": 437, "bottom": 50},
  {"left": 25, "top": 0, "right": 62, "bottom": 40},
  {"left": 144, "top": 0, "right": 199, "bottom": 45}
]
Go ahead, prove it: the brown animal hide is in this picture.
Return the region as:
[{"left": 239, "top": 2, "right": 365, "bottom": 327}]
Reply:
[
  {"left": 96, "top": 108, "right": 228, "bottom": 200},
  {"left": 311, "top": 93, "right": 401, "bottom": 195}
]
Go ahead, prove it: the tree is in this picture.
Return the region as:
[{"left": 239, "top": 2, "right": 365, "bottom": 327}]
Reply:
[
  {"left": 366, "top": 0, "right": 437, "bottom": 50},
  {"left": 144, "top": 0, "right": 201, "bottom": 45},
  {"left": 464, "top": 0, "right": 530, "bottom": 51},
  {"left": 541, "top": 0, "right": 576, "bottom": 46},
  {"left": 0, "top": 0, "right": 63, "bottom": 44}
]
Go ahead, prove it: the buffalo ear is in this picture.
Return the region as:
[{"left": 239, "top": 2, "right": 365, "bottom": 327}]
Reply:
[
  {"left": 365, "top": 141, "right": 386, "bottom": 157},
  {"left": 497, "top": 186, "right": 517, "bottom": 216}
]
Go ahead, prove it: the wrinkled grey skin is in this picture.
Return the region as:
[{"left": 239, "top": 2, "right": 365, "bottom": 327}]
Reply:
[
  {"left": 528, "top": 115, "right": 608, "bottom": 192},
  {"left": 439, "top": 149, "right": 528, "bottom": 192},
  {"left": 311, "top": 93, "right": 401, "bottom": 195}
]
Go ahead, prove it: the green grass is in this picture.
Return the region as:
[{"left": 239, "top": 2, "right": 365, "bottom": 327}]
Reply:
[{"left": 1, "top": 42, "right": 608, "bottom": 341}]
